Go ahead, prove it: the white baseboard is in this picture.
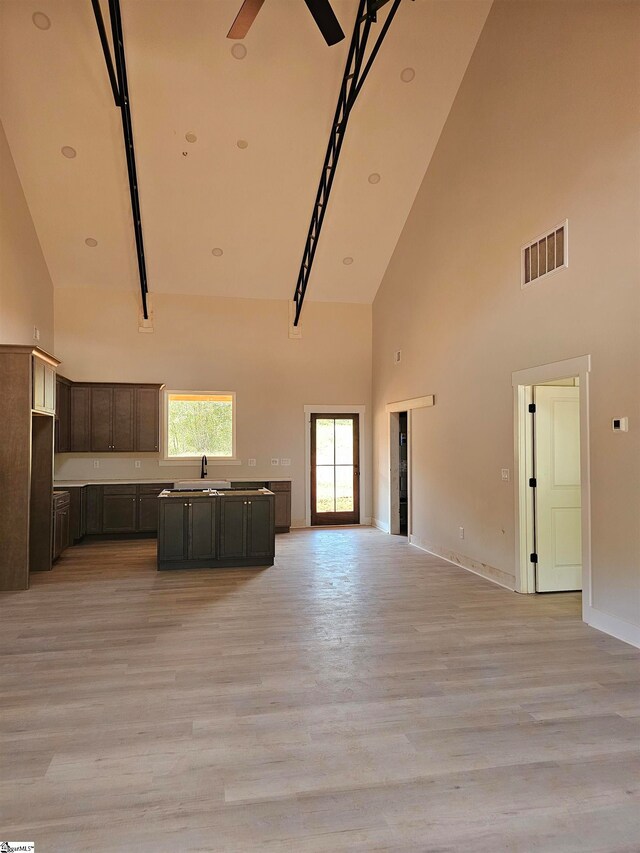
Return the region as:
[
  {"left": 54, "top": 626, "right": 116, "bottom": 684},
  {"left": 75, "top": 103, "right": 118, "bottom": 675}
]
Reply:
[
  {"left": 409, "top": 535, "right": 516, "bottom": 591},
  {"left": 290, "top": 518, "right": 372, "bottom": 530},
  {"left": 372, "top": 518, "right": 389, "bottom": 533},
  {"left": 584, "top": 605, "right": 640, "bottom": 649}
]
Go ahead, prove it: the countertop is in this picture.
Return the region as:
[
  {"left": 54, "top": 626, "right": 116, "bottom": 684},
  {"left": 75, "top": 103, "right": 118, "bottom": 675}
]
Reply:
[{"left": 53, "top": 476, "right": 293, "bottom": 488}]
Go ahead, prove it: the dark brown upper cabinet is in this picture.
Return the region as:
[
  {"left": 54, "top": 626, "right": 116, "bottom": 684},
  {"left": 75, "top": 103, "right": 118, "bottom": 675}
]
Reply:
[
  {"left": 90, "top": 385, "right": 135, "bottom": 452},
  {"left": 69, "top": 385, "right": 91, "bottom": 451},
  {"left": 135, "top": 386, "right": 160, "bottom": 452},
  {"left": 55, "top": 376, "right": 71, "bottom": 453},
  {"left": 58, "top": 382, "right": 163, "bottom": 454}
]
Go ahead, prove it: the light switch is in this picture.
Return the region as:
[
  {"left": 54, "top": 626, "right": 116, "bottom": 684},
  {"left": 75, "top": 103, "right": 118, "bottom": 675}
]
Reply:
[
  {"left": 135, "top": 460, "right": 141, "bottom": 469},
  {"left": 501, "top": 468, "right": 510, "bottom": 481},
  {"left": 93, "top": 460, "right": 100, "bottom": 468},
  {"left": 280, "top": 458, "right": 291, "bottom": 466},
  {"left": 248, "top": 458, "right": 256, "bottom": 467}
]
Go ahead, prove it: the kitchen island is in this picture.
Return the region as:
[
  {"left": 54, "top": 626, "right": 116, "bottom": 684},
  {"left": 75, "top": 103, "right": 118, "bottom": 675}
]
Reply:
[{"left": 157, "top": 488, "right": 275, "bottom": 570}]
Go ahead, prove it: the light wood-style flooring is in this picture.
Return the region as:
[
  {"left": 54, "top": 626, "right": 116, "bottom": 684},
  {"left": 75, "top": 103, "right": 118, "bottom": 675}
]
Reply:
[{"left": 2, "top": 528, "right": 640, "bottom": 851}]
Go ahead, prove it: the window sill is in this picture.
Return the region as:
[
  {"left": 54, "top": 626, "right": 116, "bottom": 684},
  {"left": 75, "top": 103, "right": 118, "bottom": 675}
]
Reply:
[{"left": 159, "top": 458, "right": 243, "bottom": 467}]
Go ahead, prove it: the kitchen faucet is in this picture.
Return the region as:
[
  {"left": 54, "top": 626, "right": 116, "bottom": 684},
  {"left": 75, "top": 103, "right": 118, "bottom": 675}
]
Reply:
[{"left": 200, "top": 455, "right": 208, "bottom": 479}]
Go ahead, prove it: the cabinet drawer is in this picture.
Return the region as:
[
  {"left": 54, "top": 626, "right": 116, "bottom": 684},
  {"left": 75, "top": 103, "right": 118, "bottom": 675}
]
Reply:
[
  {"left": 103, "top": 484, "right": 136, "bottom": 495},
  {"left": 138, "top": 483, "right": 172, "bottom": 494},
  {"left": 53, "top": 491, "right": 71, "bottom": 510},
  {"left": 230, "top": 481, "right": 264, "bottom": 490},
  {"left": 267, "top": 481, "right": 291, "bottom": 492}
]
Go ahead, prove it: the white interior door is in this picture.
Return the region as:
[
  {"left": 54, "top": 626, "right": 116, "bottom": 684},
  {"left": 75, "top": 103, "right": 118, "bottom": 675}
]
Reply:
[{"left": 534, "top": 385, "right": 582, "bottom": 592}]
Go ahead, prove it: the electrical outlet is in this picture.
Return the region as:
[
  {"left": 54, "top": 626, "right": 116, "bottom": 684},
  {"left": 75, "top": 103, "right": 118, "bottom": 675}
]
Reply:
[
  {"left": 612, "top": 417, "right": 628, "bottom": 432},
  {"left": 459, "top": 526, "right": 464, "bottom": 539},
  {"left": 135, "top": 460, "right": 141, "bottom": 469},
  {"left": 93, "top": 460, "right": 100, "bottom": 469},
  {"left": 280, "top": 458, "right": 291, "bottom": 466},
  {"left": 501, "top": 468, "right": 510, "bottom": 481},
  {"left": 248, "top": 458, "right": 256, "bottom": 467},
  {"left": 270, "top": 457, "right": 279, "bottom": 466}
]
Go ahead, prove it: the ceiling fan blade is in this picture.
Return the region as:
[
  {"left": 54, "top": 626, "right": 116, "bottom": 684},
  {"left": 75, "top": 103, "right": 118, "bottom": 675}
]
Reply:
[
  {"left": 227, "top": 0, "right": 267, "bottom": 39},
  {"left": 302, "top": 0, "right": 345, "bottom": 46}
]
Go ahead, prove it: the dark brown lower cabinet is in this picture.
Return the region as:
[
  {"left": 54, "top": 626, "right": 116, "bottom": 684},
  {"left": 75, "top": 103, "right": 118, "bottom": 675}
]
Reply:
[
  {"left": 138, "top": 487, "right": 164, "bottom": 532},
  {"left": 68, "top": 487, "right": 86, "bottom": 542},
  {"left": 68, "top": 483, "right": 172, "bottom": 539},
  {"left": 102, "top": 486, "right": 138, "bottom": 533},
  {"left": 157, "top": 497, "right": 217, "bottom": 567},
  {"left": 52, "top": 491, "right": 71, "bottom": 562},
  {"left": 267, "top": 481, "right": 292, "bottom": 533},
  {"left": 158, "top": 492, "right": 274, "bottom": 570}
]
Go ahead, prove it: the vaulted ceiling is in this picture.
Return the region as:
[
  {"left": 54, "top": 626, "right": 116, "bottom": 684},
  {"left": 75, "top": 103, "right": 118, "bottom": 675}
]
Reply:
[{"left": 0, "top": 0, "right": 491, "bottom": 304}]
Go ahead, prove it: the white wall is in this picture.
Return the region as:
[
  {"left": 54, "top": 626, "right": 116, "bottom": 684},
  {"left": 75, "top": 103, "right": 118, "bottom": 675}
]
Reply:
[
  {"left": 0, "top": 119, "right": 54, "bottom": 349},
  {"left": 54, "top": 288, "right": 372, "bottom": 527},
  {"left": 372, "top": 2, "right": 640, "bottom": 631}
]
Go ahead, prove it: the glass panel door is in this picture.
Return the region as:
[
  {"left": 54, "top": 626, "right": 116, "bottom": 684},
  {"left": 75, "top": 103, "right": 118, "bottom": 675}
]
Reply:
[{"left": 311, "top": 414, "right": 359, "bottom": 525}]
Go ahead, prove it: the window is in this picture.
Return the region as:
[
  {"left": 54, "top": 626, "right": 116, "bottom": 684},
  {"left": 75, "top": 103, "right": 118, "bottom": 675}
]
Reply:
[{"left": 164, "top": 392, "right": 235, "bottom": 459}]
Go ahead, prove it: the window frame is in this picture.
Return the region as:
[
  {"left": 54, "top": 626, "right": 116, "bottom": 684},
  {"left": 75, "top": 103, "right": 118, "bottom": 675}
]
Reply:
[{"left": 160, "top": 389, "right": 240, "bottom": 466}]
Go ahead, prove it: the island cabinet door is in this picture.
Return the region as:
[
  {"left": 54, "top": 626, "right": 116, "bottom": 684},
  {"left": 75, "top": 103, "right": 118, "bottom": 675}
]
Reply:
[
  {"left": 218, "top": 496, "right": 247, "bottom": 558},
  {"left": 158, "top": 501, "right": 188, "bottom": 562},
  {"left": 188, "top": 500, "right": 217, "bottom": 560},
  {"left": 246, "top": 497, "right": 274, "bottom": 558}
]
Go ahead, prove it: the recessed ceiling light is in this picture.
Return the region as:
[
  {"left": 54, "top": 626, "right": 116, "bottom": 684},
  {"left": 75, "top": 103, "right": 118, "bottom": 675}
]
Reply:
[
  {"left": 231, "top": 44, "right": 247, "bottom": 60},
  {"left": 236, "top": 139, "right": 248, "bottom": 149},
  {"left": 32, "top": 11, "right": 51, "bottom": 30},
  {"left": 368, "top": 173, "right": 381, "bottom": 184},
  {"left": 343, "top": 257, "right": 354, "bottom": 265},
  {"left": 212, "top": 248, "right": 223, "bottom": 257},
  {"left": 85, "top": 237, "right": 98, "bottom": 247},
  {"left": 61, "top": 146, "right": 77, "bottom": 159},
  {"left": 400, "top": 67, "right": 415, "bottom": 83},
  {"left": 185, "top": 132, "right": 197, "bottom": 143}
]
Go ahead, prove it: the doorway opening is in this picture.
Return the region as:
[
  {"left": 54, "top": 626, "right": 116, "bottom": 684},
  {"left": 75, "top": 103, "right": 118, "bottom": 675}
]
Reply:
[
  {"left": 310, "top": 413, "right": 360, "bottom": 526},
  {"left": 389, "top": 410, "right": 408, "bottom": 535},
  {"left": 513, "top": 356, "right": 591, "bottom": 608}
]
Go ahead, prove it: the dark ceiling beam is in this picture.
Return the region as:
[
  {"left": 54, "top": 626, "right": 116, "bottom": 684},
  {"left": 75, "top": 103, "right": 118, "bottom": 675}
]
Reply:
[
  {"left": 91, "top": 0, "right": 150, "bottom": 320},
  {"left": 292, "top": 0, "right": 404, "bottom": 325},
  {"left": 90, "top": 0, "right": 120, "bottom": 106}
]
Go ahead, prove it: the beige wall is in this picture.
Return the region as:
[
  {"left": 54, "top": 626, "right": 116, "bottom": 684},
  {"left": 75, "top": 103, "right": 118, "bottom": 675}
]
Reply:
[
  {"left": 54, "top": 289, "right": 372, "bottom": 526},
  {"left": 0, "top": 119, "right": 54, "bottom": 349},
  {"left": 372, "top": 3, "right": 640, "bottom": 627}
]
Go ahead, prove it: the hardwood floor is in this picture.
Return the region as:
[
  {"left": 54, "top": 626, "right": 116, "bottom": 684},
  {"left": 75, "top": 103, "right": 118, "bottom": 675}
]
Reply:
[{"left": 2, "top": 528, "right": 639, "bottom": 851}]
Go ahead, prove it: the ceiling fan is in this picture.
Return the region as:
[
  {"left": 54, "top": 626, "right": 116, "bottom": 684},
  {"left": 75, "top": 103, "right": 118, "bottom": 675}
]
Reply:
[{"left": 227, "top": 0, "right": 345, "bottom": 46}]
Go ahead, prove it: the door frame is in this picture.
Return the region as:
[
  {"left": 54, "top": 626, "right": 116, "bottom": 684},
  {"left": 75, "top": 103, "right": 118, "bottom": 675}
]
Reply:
[
  {"left": 304, "top": 404, "right": 366, "bottom": 528},
  {"left": 512, "top": 356, "right": 592, "bottom": 613},
  {"left": 385, "top": 396, "right": 435, "bottom": 536},
  {"left": 310, "top": 413, "right": 360, "bottom": 526}
]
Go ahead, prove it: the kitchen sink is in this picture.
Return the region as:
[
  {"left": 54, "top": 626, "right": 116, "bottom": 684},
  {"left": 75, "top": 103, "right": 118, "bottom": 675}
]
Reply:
[{"left": 173, "top": 479, "right": 231, "bottom": 490}]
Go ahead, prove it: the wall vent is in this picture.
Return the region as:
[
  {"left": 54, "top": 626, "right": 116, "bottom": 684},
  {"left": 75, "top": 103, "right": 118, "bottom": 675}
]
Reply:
[{"left": 522, "top": 220, "right": 567, "bottom": 288}]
